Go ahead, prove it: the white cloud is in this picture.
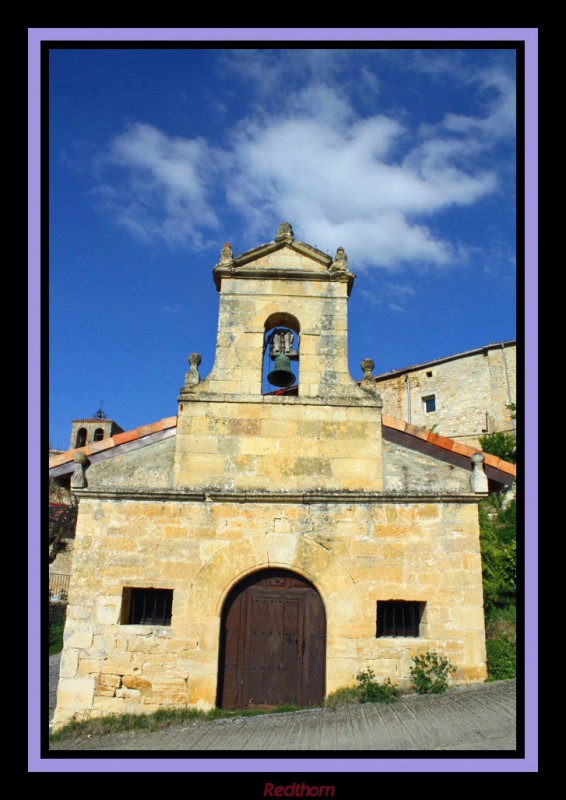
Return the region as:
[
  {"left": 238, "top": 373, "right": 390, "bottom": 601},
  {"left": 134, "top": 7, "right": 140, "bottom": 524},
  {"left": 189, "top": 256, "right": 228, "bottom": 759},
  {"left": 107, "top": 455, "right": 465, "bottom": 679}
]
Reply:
[
  {"left": 221, "top": 49, "right": 353, "bottom": 96},
  {"left": 385, "top": 283, "right": 416, "bottom": 296},
  {"left": 92, "top": 56, "right": 515, "bottom": 271},
  {"left": 101, "top": 122, "right": 223, "bottom": 248},
  {"left": 225, "top": 85, "right": 499, "bottom": 268},
  {"left": 356, "top": 280, "right": 416, "bottom": 314},
  {"left": 440, "top": 69, "right": 516, "bottom": 140},
  {"left": 360, "top": 66, "right": 380, "bottom": 96}
]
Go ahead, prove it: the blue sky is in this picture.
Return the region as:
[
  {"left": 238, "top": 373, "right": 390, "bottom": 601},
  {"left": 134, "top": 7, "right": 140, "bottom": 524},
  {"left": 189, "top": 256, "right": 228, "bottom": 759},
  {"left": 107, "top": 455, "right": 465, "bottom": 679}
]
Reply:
[{"left": 49, "top": 46, "right": 517, "bottom": 450}]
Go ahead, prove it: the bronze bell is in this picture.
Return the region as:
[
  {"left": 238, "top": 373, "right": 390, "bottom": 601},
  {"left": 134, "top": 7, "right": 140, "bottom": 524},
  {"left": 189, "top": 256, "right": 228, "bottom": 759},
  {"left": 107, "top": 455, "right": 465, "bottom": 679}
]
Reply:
[{"left": 267, "top": 353, "right": 296, "bottom": 387}]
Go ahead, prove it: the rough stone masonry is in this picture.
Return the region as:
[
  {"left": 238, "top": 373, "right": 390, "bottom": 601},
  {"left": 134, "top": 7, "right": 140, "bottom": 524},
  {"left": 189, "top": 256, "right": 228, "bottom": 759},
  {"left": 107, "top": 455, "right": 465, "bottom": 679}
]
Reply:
[{"left": 51, "top": 223, "right": 512, "bottom": 728}]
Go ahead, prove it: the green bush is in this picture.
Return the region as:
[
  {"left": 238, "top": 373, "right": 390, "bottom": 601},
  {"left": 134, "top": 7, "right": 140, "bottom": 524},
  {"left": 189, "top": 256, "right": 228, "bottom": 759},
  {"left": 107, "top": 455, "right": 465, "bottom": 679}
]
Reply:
[
  {"left": 356, "top": 668, "right": 398, "bottom": 704},
  {"left": 486, "top": 637, "right": 516, "bottom": 680},
  {"left": 485, "top": 605, "right": 516, "bottom": 680},
  {"left": 479, "top": 431, "right": 516, "bottom": 463},
  {"left": 49, "top": 604, "right": 66, "bottom": 656},
  {"left": 410, "top": 651, "right": 455, "bottom": 694}
]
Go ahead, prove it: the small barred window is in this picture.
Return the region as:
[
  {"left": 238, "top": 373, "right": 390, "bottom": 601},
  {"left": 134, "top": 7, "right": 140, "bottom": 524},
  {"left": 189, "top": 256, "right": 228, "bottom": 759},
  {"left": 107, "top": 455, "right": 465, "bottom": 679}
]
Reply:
[{"left": 121, "top": 588, "right": 173, "bottom": 626}]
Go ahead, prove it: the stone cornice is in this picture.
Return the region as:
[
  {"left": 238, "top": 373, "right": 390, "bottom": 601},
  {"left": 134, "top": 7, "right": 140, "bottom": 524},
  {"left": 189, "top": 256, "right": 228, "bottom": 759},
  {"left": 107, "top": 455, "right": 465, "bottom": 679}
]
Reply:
[
  {"left": 177, "top": 391, "right": 380, "bottom": 407},
  {"left": 213, "top": 263, "right": 355, "bottom": 294},
  {"left": 71, "top": 487, "right": 486, "bottom": 504}
]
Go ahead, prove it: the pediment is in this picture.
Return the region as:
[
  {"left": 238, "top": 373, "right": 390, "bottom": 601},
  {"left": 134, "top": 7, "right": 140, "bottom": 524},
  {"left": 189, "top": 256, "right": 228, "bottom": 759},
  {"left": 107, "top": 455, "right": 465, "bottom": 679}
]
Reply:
[{"left": 213, "top": 223, "right": 355, "bottom": 293}]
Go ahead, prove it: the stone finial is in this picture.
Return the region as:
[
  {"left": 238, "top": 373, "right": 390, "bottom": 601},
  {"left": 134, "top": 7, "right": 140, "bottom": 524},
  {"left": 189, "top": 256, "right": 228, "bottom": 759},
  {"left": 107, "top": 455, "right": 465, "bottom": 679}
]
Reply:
[
  {"left": 330, "top": 247, "right": 349, "bottom": 272},
  {"left": 183, "top": 352, "right": 202, "bottom": 389},
  {"left": 361, "top": 359, "right": 375, "bottom": 380},
  {"left": 71, "top": 451, "right": 88, "bottom": 489},
  {"left": 359, "top": 358, "right": 383, "bottom": 407},
  {"left": 275, "top": 222, "right": 294, "bottom": 241},
  {"left": 219, "top": 242, "right": 233, "bottom": 266},
  {"left": 471, "top": 452, "right": 489, "bottom": 493}
]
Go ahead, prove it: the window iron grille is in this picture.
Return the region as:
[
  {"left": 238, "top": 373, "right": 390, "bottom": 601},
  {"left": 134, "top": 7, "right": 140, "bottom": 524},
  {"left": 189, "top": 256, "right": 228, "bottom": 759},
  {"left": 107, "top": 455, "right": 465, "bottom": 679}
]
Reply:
[
  {"left": 123, "top": 588, "right": 173, "bottom": 626},
  {"left": 377, "top": 601, "right": 423, "bottom": 638}
]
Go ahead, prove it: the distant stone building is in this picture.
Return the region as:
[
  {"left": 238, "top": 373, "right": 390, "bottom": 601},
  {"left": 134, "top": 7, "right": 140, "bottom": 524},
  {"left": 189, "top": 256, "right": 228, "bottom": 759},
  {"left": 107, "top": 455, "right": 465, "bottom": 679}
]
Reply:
[
  {"left": 374, "top": 342, "right": 516, "bottom": 449},
  {"left": 49, "top": 224, "right": 515, "bottom": 727},
  {"left": 70, "top": 412, "right": 123, "bottom": 450}
]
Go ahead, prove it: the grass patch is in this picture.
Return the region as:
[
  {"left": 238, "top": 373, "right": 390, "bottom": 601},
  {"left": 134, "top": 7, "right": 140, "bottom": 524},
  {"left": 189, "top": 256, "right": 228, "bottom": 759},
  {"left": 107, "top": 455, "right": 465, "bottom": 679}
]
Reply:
[
  {"left": 50, "top": 703, "right": 303, "bottom": 743},
  {"left": 49, "top": 605, "right": 66, "bottom": 656},
  {"left": 325, "top": 687, "right": 360, "bottom": 708},
  {"left": 325, "top": 670, "right": 399, "bottom": 708},
  {"left": 485, "top": 603, "right": 516, "bottom": 681}
]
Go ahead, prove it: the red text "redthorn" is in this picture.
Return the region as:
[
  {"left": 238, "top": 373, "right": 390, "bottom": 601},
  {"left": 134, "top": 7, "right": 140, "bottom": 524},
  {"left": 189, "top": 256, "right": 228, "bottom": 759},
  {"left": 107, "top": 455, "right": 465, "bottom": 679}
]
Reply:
[{"left": 264, "top": 785, "right": 335, "bottom": 798}]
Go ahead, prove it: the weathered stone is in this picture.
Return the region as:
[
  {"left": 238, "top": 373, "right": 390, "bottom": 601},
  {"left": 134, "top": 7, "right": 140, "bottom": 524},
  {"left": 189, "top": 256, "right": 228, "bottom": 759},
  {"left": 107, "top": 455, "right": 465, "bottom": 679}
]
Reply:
[
  {"left": 70, "top": 451, "right": 88, "bottom": 489},
  {"left": 96, "top": 673, "right": 121, "bottom": 689},
  {"left": 53, "top": 228, "right": 489, "bottom": 725},
  {"left": 115, "top": 687, "right": 141, "bottom": 699},
  {"left": 64, "top": 625, "right": 93, "bottom": 650},
  {"left": 471, "top": 453, "right": 489, "bottom": 492},
  {"left": 55, "top": 677, "right": 95, "bottom": 710},
  {"left": 122, "top": 676, "right": 152, "bottom": 693},
  {"left": 375, "top": 342, "right": 516, "bottom": 448},
  {"left": 59, "top": 648, "right": 79, "bottom": 678}
]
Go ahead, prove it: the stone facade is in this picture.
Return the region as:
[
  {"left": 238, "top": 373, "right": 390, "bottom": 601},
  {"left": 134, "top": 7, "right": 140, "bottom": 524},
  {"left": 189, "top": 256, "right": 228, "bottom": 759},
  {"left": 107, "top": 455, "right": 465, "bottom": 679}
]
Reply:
[
  {"left": 375, "top": 342, "right": 516, "bottom": 448},
  {"left": 51, "top": 225, "right": 496, "bottom": 728},
  {"left": 55, "top": 494, "right": 485, "bottom": 722}
]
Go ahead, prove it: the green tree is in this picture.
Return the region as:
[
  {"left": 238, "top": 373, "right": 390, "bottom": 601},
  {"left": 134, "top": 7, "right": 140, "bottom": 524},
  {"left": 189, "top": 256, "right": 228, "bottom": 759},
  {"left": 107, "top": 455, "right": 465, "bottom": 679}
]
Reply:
[
  {"left": 479, "top": 403, "right": 516, "bottom": 463},
  {"left": 479, "top": 495, "right": 516, "bottom": 611},
  {"left": 479, "top": 431, "right": 516, "bottom": 463}
]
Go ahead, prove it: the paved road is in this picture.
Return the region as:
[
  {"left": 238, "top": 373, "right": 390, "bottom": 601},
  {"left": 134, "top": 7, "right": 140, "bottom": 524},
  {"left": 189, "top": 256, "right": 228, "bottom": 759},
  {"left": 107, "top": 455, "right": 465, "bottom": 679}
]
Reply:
[
  {"left": 49, "top": 653, "right": 61, "bottom": 724},
  {"left": 50, "top": 676, "right": 516, "bottom": 752}
]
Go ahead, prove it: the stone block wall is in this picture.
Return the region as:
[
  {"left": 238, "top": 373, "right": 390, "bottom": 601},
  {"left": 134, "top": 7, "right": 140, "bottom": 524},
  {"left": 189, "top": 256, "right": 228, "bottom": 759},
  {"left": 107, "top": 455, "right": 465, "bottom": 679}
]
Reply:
[
  {"left": 375, "top": 343, "right": 516, "bottom": 447},
  {"left": 174, "top": 398, "right": 382, "bottom": 492},
  {"left": 382, "top": 438, "right": 472, "bottom": 494},
  {"left": 54, "top": 494, "right": 486, "bottom": 726}
]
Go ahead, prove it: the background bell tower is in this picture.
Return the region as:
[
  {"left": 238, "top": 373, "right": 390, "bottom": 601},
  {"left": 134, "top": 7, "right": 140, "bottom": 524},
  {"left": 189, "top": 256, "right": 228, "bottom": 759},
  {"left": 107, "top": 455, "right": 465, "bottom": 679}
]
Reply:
[{"left": 69, "top": 407, "right": 123, "bottom": 449}]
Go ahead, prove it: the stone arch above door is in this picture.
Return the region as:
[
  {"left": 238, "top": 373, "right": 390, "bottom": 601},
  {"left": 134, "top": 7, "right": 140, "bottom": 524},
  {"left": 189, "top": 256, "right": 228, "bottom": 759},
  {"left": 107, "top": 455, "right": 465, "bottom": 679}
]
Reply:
[
  {"left": 186, "top": 531, "right": 361, "bottom": 624},
  {"left": 185, "top": 530, "right": 366, "bottom": 707}
]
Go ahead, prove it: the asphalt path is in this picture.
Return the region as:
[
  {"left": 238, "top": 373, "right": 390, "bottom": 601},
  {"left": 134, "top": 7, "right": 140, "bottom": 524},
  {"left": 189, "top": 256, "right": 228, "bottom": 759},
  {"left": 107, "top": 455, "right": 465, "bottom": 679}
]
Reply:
[{"left": 49, "top": 667, "right": 516, "bottom": 752}]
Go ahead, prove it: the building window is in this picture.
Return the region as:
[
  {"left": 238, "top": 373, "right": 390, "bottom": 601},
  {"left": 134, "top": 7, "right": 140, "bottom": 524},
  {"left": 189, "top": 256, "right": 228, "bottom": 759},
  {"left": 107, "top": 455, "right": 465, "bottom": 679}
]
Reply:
[
  {"left": 426, "top": 370, "right": 434, "bottom": 378},
  {"left": 423, "top": 395, "right": 436, "bottom": 413},
  {"left": 377, "top": 601, "right": 424, "bottom": 638},
  {"left": 93, "top": 428, "right": 105, "bottom": 442},
  {"left": 121, "top": 588, "right": 173, "bottom": 626},
  {"left": 75, "top": 428, "right": 87, "bottom": 447}
]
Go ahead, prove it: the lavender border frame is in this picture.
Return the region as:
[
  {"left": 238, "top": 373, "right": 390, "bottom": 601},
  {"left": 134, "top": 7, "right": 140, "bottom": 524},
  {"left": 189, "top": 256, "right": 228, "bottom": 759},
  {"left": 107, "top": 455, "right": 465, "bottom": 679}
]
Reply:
[{"left": 29, "top": 28, "right": 537, "bottom": 773}]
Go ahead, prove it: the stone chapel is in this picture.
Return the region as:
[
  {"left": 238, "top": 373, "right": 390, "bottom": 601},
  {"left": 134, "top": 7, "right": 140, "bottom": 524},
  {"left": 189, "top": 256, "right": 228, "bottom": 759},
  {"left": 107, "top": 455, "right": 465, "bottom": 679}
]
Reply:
[{"left": 49, "top": 223, "right": 515, "bottom": 726}]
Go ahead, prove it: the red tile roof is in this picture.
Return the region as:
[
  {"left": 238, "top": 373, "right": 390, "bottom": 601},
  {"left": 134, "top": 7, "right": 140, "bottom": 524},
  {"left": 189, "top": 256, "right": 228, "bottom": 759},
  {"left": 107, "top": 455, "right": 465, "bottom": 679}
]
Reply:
[
  {"left": 48, "top": 416, "right": 177, "bottom": 468},
  {"left": 381, "top": 415, "right": 516, "bottom": 477},
  {"left": 49, "top": 413, "right": 515, "bottom": 478}
]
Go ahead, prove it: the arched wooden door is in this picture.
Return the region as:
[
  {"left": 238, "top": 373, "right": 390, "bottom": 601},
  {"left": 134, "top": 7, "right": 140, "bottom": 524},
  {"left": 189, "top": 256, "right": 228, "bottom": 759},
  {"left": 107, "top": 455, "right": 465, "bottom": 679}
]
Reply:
[{"left": 217, "top": 569, "right": 326, "bottom": 710}]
